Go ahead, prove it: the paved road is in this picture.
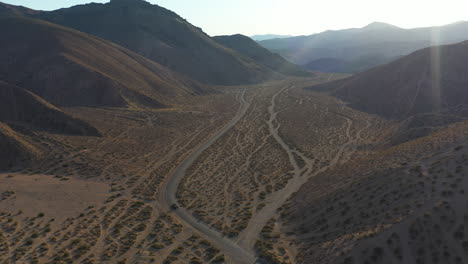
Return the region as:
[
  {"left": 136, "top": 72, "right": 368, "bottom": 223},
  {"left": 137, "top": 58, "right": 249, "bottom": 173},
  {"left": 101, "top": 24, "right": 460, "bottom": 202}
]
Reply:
[{"left": 159, "top": 89, "right": 256, "bottom": 264}]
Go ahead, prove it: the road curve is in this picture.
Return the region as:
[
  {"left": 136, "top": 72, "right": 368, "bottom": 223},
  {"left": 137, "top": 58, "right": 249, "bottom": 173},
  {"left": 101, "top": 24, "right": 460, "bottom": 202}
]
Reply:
[{"left": 159, "top": 89, "right": 256, "bottom": 264}]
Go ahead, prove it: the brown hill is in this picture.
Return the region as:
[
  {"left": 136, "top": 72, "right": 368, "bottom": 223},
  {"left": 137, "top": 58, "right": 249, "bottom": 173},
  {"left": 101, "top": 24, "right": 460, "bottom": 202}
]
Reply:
[
  {"left": 0, "top": 122, "right": 40, "bottom": 170},
  {"left": 0, "top": 81, "right": 100, "bottom": 136},
  {"left": 33, "top": 0, "right": 280, "bottom": 85},
  {"left": 312, "top": 41, "right": 468, "bottom": 119},
  {"left": 0, "top": 16, "right": 207, "bottom": 108},
  {"left": 212, "top": 34, "right": 310, "bottom": 77}
]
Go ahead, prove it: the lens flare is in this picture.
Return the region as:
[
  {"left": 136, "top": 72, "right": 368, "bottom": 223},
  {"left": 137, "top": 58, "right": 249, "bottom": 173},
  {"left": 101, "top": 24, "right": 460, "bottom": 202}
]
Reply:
[{"left": 430, "top": 27, "right": 442, "bottom": 113}]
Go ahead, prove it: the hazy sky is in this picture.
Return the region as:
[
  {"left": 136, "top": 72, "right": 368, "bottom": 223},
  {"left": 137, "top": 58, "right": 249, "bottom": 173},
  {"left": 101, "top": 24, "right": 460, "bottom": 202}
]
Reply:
[{"left": 4, "top": 0, "right": 468, "bottom": 36}]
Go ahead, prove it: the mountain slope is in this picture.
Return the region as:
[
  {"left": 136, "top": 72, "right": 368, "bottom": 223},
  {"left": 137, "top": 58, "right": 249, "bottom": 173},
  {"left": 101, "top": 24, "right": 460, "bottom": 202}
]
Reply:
[
  {"left": 0, "top": 81, "right": 100, "bottom": 136},
  {"left": 260, "top": 21, "right": 468, "bottom": 73},
  {"left": 0, "top": 2, "right": 39, "bottom": 17},
  {"left": 213, "top": 34, "right": 310, "bottom": 77},
  {"left": 0, "top": 122, "right": 40, "bottom": 170},
  {"left": 311, "top": 41, "right": 468, "bottom": 119},
  {"left": 33, "top": 0, "right": 280, "bottom": 85},
  {"left": 0, "top": 16, "right": 207, "bottom": 108}
]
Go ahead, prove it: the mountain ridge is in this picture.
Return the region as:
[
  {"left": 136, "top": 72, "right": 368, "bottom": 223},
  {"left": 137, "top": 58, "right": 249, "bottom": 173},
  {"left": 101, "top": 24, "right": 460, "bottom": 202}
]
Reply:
[
  {"left": 26, "top": 0, "right": 283, "bottom": 85},
  {"left": 251, "top": 34, "right": 293, "bottom": 41},
  {"left": 0, "top": 16, "right": 208, "bottom": 109},
  {"left": 309, "top": 40, "right": 468, "bottom": 119},
  {"left": 260, "top": 21, "right": 468, "bottom": 73},
  {"left": 213, "top": 34, "right": 310, "bottom": 77}
]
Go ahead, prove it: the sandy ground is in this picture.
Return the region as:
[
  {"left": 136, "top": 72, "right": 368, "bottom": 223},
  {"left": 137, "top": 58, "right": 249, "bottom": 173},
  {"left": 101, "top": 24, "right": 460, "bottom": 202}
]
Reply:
[
  {"left": 0, "top": 89, "right": 239, "bottom": 264},
  {"left": 0, "top": 173, "right": 109, "bottom": 222}
]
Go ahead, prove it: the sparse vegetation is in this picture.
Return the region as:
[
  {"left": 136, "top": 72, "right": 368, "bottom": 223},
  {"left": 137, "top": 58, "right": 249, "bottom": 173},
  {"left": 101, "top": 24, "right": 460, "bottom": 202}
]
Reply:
[{"left": 0, "top": 3, "right": 467, "bottom": 263}]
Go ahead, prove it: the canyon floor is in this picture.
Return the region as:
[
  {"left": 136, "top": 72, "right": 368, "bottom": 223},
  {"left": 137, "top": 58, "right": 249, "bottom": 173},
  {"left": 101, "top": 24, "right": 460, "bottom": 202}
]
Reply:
[{"left": 1, "top": 74, "right": 467, "bottom": 264}]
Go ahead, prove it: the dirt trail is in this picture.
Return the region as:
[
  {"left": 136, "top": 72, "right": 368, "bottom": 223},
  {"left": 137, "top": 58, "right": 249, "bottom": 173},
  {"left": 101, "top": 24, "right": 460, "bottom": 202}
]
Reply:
[
  {"left": 159, "top": 89, "right": 257, "bottom": 264},
  {"left": 237, "top": 85, "right": 367, "bottom": 251},
  {"left": 161, "top": 83, "right": 370, "bottom": 262}
]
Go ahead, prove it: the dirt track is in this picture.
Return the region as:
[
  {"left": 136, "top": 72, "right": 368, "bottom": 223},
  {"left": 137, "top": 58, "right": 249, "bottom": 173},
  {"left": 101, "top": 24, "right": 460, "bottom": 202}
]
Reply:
[
  {"left": 159, "top": 89, "right": 257, "bottom": 264},
  {"left": 160, "top": 80, "right": 372, "bottom": 263}
]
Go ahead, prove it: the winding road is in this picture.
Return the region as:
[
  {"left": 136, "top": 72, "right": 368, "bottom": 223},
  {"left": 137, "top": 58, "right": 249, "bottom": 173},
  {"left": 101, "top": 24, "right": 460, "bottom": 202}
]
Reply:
[{"left": 159, "top": 89, "right": 257, "bottom": 264}]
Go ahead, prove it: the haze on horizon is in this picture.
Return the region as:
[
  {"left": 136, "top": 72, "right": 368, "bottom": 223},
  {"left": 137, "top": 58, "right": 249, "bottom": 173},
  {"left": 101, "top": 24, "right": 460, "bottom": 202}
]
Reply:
[{"left": 3, "top": 0, "right": 468, "bottom": 36}]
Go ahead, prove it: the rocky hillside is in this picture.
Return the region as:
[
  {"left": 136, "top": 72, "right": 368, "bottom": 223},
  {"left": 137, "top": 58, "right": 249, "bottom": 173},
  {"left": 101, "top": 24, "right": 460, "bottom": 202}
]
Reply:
[
  {"left": 0, "top": 122, "right": 40, "bottom": 170},
  {"left": 0, "top": 81, "right": 100, "bottom": 136},
  {"left": 0, "top": 16, "right": 208, "bottom": 109},
  {"left": 311, "top": 41, "right": 468, "bottom": 119},
  {"left": 33, "top": 0, "right": 280, "bottom": 85}
]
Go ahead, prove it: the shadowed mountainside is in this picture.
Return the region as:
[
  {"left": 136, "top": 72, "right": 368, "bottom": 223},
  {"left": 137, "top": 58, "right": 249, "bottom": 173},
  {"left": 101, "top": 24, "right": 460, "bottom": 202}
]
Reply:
[
  {"left": 260, "top": 21, "right": 468, "bottom": 73},
  {"left": 0, "top": 16, "right": 208, "bottom": 109},
  {"left": 31, "top": 0, "right": 281, "bottom": 85},
  {"left": 310, "top": 41, "right": 468, "bottom": 119},
  {"left": 213, "top": 34, "right": 310, "bottom": 77},
  {"left": 304, "top": 56, "right": 391, "bottom": 73},
  {"left": 0, "top": 122, "right": 40, "bottom": 170},
  {"left": 0, "top": 81, "right": 100, "bottom": 136}
]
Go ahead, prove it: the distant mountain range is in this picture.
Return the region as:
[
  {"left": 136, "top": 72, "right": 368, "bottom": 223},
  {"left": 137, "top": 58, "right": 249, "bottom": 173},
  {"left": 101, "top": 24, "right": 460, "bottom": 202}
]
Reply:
[
  {"left": 311, "top": 40, "right": 468, "bottom": 119},
  {"left": 250, "top": 34, "right": 293, "bottom": 41},
  {"left": 260, "top": 21, "right": 468, "bottom": 73},
  {"left": 213, "top": 34, "right": 309, "bottom": 77}
]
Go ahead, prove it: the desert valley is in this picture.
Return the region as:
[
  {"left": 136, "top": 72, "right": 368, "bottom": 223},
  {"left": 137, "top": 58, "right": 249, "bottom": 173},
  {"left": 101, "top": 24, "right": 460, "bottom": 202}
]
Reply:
[{"left": 0, "top": 1, "right": 467, "bottom": 264}]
